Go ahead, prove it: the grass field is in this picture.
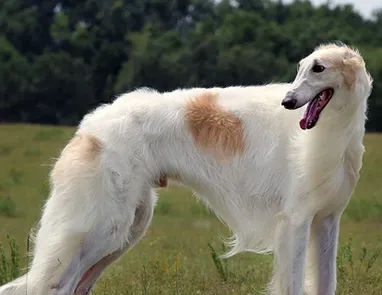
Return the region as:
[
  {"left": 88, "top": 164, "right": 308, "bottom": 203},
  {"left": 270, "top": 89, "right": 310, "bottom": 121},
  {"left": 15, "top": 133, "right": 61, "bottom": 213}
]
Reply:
[{"left": 0, "top": 124, "right": 381, "bottom": 294}]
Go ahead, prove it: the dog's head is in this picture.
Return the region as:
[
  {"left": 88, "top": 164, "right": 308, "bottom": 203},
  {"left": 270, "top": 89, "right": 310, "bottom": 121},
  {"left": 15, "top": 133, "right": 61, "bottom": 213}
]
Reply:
[{"left": 282, "top": 43, "right": 373, "bottom": 130}]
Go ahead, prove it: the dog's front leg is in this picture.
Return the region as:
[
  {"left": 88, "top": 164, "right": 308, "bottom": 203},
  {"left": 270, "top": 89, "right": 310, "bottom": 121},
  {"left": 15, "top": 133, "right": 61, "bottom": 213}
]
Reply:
[
  {"left": 271, "top": 213, "right": 312, "bottom": 295},
  {"left": 304, "top": 213, "right": 341, "bottom": 295}
]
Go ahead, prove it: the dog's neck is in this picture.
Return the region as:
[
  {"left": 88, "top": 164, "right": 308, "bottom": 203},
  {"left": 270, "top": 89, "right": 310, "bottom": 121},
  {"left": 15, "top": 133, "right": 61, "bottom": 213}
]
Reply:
[
  {"left": 310, "top": 89, "right": 367, "bottom": 143},
  {"left": 298, "top": 92, "right": 368, "bottom": 185}
]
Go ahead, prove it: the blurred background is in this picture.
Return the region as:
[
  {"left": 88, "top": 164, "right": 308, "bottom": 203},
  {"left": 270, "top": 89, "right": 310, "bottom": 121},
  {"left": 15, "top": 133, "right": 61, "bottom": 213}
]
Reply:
[
  {"left": 0, "top": 1, "right": 382, "bottom": 294},
  {"left": 0, "top": 0, "right": 382, "bottom": 130}
]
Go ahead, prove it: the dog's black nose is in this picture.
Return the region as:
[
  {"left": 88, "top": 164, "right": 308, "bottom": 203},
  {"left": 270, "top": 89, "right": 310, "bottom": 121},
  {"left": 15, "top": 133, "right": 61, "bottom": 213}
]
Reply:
[{"left": 281, "top": 97, "right": 297, "bottom": 110}]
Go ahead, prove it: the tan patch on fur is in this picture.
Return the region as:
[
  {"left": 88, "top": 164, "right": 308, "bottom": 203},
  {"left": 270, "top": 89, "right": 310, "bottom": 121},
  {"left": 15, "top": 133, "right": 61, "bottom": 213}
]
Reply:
[
  {"left": 185, "top": 92, "right": 245, "bottom": 159},
  {"left": 317, "top": 43, "right": 365, "bottom": 89},
  {"left": 65, "top": 133, "right": 103, "bottom": 161},
  {"left": 50, "top": 132, "right": 103, "bottom": 183}
]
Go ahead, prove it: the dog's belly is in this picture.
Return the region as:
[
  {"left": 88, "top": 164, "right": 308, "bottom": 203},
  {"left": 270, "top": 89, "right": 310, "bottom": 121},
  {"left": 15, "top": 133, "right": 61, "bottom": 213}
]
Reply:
[{"left": 173, "top": 156, "right": 286, "bottom": 254}]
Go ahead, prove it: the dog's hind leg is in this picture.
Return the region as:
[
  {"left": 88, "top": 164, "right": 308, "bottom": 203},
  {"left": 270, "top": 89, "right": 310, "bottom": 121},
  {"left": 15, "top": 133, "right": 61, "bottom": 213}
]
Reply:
[
  {"left": 49, "top": 184, "right": 156, "bottom": 295},
  {"left": 72, "top": 189, "right": 157, "bottom": 295},
  {"left": 0, "top": 133, "right": 155, "bottom": 295},
  {"left": 0, "top": 133, "right": 106, "bottom": 295}
]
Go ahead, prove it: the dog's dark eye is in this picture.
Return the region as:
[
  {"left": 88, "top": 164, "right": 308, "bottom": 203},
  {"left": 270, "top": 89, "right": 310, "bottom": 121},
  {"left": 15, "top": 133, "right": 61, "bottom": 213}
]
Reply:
[{"left": 312, "top": 64, "right": 325, "bottom": 73}]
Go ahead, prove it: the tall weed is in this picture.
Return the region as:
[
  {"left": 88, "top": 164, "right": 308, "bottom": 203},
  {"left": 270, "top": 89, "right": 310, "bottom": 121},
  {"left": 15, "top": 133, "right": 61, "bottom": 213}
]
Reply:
[
  {"left": 337, "top": 238, "right": 381, "bottom": 294},
  {"left": 0, "top": 235, "right": 20, "bottom": 285},
  {"left": 208, "top": 242, "right": 229, "bottom": 282}
]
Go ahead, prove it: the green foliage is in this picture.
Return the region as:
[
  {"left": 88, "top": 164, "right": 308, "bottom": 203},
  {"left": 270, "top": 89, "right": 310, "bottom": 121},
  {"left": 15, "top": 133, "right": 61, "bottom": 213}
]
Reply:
[
  {"left": 0, "top": 37, "right": 31, "bottom": 122},
  {"left": 0, "top": 0, "right": 381, "bottom": 130},
  {"left": 190, "top": 203, "right": 211, "bottom": 216},
  {"left": 344, "top": 199, "right": 382, "bottom": 221},
  {"left": 0, "top": 197, "right": 17, "bottom": 217},
  {"left": 0, "top": 235, "right": 20, "bottom": 285},
  {"left": 154, "top": 199, "right": 172, "bottom": 215},
  {"left": 50, "top": 11, "right": 70, "bottom": 42},
  {"left": 33, "top": 128, "right": 65, "bottom": 141},
  {"left": 208, "top": 242, "right": 229, "bottom": 281},
  {"left": 24, "top": 147, "right": 41, "bottom": 158},
  {"left": 0, "top": 146, "right": 12, "bottom": 156},
  {"left": 337, "top": 238, "right": 381, "bottom": 294},
  {"left": 29, "top": 52, "right": 95, "bottom": 125},
  {"left": 9, "top": 169, "right": 23, "bottom": 185}
]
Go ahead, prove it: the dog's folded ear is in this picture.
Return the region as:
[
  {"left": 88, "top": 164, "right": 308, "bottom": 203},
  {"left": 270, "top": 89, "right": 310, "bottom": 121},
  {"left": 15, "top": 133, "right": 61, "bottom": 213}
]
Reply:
[
  {"left": 341, "top": 50, "right": 365, "bottom": 89},
  {"left": 343, "top": 50, "right": 365, "bottom": 69}
]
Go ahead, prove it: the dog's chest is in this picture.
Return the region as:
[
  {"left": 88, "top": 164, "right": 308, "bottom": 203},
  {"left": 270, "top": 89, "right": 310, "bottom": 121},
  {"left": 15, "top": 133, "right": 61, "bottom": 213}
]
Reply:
[{"left": 315, "top": 145, "right": 364, "bottom": 216}]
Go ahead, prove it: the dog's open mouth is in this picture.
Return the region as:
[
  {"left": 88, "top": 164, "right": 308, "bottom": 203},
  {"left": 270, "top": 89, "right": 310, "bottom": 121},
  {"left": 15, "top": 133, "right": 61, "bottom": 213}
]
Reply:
[{"left": 299, "top": 88, "right": 334, "bottom": 130}]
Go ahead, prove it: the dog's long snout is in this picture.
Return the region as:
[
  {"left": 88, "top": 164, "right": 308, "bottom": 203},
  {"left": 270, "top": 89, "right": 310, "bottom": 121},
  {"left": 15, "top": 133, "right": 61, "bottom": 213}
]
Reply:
[{"left": 281, "top": 93, "right": 298, "bottom": 110}]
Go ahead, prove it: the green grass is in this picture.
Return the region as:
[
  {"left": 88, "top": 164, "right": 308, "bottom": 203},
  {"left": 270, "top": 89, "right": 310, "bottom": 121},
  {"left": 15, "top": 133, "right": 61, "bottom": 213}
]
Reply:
[
  {"left": 0, "top": 124, "right": 381, "bottom": 294},
  {"left": 0, "top": 197, "right": 18, "bottom": 217}
]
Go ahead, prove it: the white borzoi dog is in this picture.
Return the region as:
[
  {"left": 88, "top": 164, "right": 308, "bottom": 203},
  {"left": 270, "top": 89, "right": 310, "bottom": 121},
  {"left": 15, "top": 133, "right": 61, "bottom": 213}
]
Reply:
[{"left": 0, "top": 43, "right": 372, "bottom": 295}]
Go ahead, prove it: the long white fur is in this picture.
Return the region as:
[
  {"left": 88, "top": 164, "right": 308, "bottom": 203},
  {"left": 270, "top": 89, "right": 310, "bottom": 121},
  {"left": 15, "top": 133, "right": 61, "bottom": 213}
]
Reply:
[{"left": 0, "top": 43, "right": 372, "bottom": 295}]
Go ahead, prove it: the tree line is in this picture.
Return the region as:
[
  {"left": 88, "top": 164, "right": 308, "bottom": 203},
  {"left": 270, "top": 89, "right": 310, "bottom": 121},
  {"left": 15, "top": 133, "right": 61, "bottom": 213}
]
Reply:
[{"left": 1, "top": 0, "right": 381, "bottom": 130}]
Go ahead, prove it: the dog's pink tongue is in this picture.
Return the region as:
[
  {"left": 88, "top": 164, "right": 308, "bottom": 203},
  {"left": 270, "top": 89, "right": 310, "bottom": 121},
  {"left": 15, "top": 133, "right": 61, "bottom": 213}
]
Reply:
[
  {"left": 299, "top": 117, "right": 308, "bottom": 130},
  {"left": 299, "top": 98, "right": 319, "bottom": 130}
]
